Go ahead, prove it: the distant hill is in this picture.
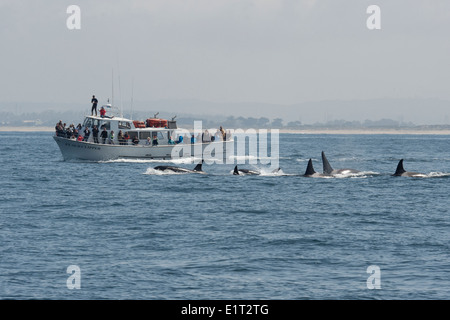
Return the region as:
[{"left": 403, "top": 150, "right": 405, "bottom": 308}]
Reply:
[{"left": 1, "top": 98, "right": 449, "bottom": 127}]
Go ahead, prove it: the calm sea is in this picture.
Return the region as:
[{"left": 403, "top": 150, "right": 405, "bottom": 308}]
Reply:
[{"left": 0, "top": 131, "right": 449, "bottom": 300}]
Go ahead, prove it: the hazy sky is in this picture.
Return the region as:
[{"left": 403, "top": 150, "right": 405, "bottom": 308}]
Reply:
[{"left": 1, "top": 0, "right": 450, "bottom": 116}]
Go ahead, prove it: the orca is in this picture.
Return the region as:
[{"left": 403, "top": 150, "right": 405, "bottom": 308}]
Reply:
[
  {"left": 392, "top": 159, "right": 424, "bottom": 177},
  {"left": 233, "top": 165, "right": 281, "bottom": 175},
  {"left": 303, "top": 159, "right": 329, "bottom": 177},
  {"left": 154, "top": 161, "right": 204, "bottom": 174},
  {"left": 322, "top": 151, "right": 361, "bottom": 175}
]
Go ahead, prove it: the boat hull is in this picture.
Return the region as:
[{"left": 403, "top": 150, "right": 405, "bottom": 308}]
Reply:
[{"left": 53, "top": 136, "right": 233, "bottom": 161}]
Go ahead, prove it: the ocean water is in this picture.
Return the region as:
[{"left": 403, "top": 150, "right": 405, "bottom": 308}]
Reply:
[{"left": 0, "top": 131, "right": 449, "bottom": 300}]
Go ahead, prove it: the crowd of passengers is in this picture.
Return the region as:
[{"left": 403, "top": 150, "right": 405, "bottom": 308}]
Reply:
[{"left": 55, "top": 121, "right": 232, "bottom": 145}]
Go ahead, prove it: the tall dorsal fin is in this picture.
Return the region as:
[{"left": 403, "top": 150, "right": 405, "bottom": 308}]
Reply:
[
  {"left": 394, "top": 159, "right": 406, "bottom": 175},
  {"left": 193, "top": 162, "right": 203, "bottom": 172},
  {"left": 233, "top": 165, "right": 240, "bottom": 175},
  {"left": 305, "top": 159, "right": 316, "bottom": 176},
  {"left": 322, "top": 151, "right": 333, "bottom": 174}
]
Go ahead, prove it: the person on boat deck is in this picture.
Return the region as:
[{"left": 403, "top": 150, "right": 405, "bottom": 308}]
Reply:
[
  {"left": 83, "top": 127, "right": 90, "bottom": 142},
  {"left": 202, "top": 130, "right": 211, "bottom": 142},
  {"left": 152, "top": 134, "right": 158, "bottom": 146},
  {"left": 100, "top": 106, "right": 106, "bottom": 118},
  {"left": 177, "top": 135, "right": 183, "bottom": 144},
  {"left": 109, "top": 131, "right": 115, "bottom": 144},
  {"left": 66, "top": 126, "right": 72, "bottom": 139},
  {"left": 146, "top": 137, "right": 152, "bottom": 145},
  {"left": 76, "top": 123, "right": 82, "bottom": 131},
  {"left": 191, "top": 134, "right": 196, "bottom": 144},
  {"left": 226, "top": 130, "right": 232, "bottom": 141},
  {"left": 215, "top": 129, "right": 221, "bottom": 141},
  {"left": 118, "top": 130, "right": 124, "bottom": 145},
  {"left": 100, "top": 127, "right": 108, "bottom": 144},
  {"left": 123, "top": 132, "right": 130, "bottom": 145},
  {"left": 91, "top": 95, "right": 98, "bottom": 116},
  {"left": 168, "top": 136, "right": 175, "bottom": 145},
  {"left": 92, "top": 125, "right": 99, "bottom": 143},
  {"left": 55, "top": 122, "right": 64, "bottom": 137},
  {"left": 220, "top": 126, "right": 226, "bottom": 141},
  {"left": 132, "top": 135, "right": 139, "bottom": 145}
]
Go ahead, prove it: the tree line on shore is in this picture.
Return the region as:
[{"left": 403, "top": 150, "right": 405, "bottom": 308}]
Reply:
[{"left": 1, "top": 110, "right": 449, "bottom": 130}]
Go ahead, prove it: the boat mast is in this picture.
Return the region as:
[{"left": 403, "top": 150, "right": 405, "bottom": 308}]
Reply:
[
  {"left": 111, "top": 68, "right": 114, "bottom": 110},
  {"left": 130, "top": 77, "right": 134, "bottom": 120},
  {"left": 118, "top": 71, "right": 123, "bottom": 118}
]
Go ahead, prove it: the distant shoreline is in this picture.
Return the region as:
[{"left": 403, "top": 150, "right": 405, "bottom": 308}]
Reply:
[
  {"left": 1, "top": 126, "right": 450, "bottom": 135},
  {"left": 0, "top": 126, "right": 55, "bottom": 132},
  {"left": 278, "top": 128, "right": 450, "bottom": 135}
]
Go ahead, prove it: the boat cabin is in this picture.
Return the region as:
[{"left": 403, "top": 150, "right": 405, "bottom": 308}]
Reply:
[{"left": 80, "top": 115, "right": 178, "bottom": 145}]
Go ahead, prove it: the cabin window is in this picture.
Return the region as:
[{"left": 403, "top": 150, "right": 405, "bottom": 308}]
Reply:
[
  {"left": 119, "top": 121, "right": 131, "bottom": 129},
  {"left": 92, "top": 119, "right": 100, "bottom": 128},
  {"left": 139, "top": 131, "right": 165, "bottom": 140},
  {"left": 100, "top": 121, "right": 111, "bottom": 130},
  {"left": 139, "top": 132, "right": 151, "bottom": 140},
  {"left": 83, "top": 118, "right": 93, "bottom": 128},
  {"left": 152, "top": 131, "right": 165, "bottom": 140},
  {"left": 127, "top": 131, "right": 138, "bottom": 139}
]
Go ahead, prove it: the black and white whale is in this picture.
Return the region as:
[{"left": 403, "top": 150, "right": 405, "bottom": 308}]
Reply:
[
  {"left": 154, "top": 162, "right": 204, "bottom": 174},
  {"left": 303, "top": 159, "right": 330, "bottom": 178},
  {"left": 233, "top": 165, "right": 281, "bottom": 175},
  {"left": 322, "top": 151, "right": 361, "bottom": 175},
  {"left": 392, "top": 159, "right": 424, "bottom": 177}
]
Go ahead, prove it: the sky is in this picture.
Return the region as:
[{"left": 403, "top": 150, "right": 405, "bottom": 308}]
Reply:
[{"left": 0, "top": 0, "right": 449, "bottom": 123}]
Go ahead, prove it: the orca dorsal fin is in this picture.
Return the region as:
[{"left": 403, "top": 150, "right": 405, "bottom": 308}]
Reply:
[
  {"left": 305, "top": 159, "right": 316, "bottom": 176},
  {"left": 233, "top": 165, "right": 240, "bottom": 175},
  {"left": 394, "top": 159, "right": 406, "bottom": 175},
  {"left": 193, "top": 162, "right": 203, "bottom": 172},
  {"left": 322, "top": 151, "right": 333, "bottom": 174}
]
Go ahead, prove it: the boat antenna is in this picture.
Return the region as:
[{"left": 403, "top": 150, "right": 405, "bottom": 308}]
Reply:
[
  {"left": 115, "top": 49, "right": 123, "bottom": 118},
  {"left": 118, "top": 71, "right": 123, "bottom": 118},
  {"left": 172, "top": 115, "right": 177, "bottom": 121},
  {"left": 111, "top": 68, "right": 114, "bottom": 109},
  {"left": 130, "top": 77, "right": 134, "bottom": 120},
  {"left": 154, "top": 112, "right": 159, "bottom": 118}
]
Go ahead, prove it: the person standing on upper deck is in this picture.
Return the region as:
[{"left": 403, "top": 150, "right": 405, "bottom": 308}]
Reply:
[{"left": 91, "top": 95, "right": 98, "bottom": 116}]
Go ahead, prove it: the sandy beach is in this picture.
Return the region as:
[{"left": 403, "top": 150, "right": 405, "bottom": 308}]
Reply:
[
  {"left": 278, "top": 128, "right": 450, "bottom": 135},
  {"left": 0, "top": 126, "right": 55, "bottom": 132},
  {"left": 1, "top": 126, "right": 450, "bottom": 135}
]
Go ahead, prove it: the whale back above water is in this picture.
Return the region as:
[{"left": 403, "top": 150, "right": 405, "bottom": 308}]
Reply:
[
  {"left": 304, "top": 159, "right": 329, "bottom": 177},
  {"left": 155, "top": 161, "right": 204, "bottom": 173},
  {"left": 233, "top": 165, "right": 260, "bottom": 175},
  {"left": 322, "top": 151, "right": 360, "bottom": 175},
  {"left": 233, "top": 166, "right": 281, "bottom": 175},
  {"left": 393, "top": 159, "right": 423, "bottom": 177}
]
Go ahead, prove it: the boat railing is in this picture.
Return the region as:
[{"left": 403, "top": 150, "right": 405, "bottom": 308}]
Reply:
[{"left": 55, "top": 130, "right": 233, "bottom": 146}]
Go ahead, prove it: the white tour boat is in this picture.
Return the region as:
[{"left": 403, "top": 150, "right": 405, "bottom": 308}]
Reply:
[{"left": 53, "top": 108, "right": 233, "bottom": 161}]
